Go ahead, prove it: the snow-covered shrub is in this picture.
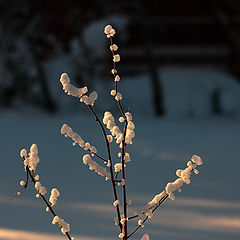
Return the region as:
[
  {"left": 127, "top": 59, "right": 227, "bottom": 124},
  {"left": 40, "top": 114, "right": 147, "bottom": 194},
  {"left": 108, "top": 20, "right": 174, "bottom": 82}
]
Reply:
[{"left": 10, "top": 25, "right": 203, "bottom": 240}]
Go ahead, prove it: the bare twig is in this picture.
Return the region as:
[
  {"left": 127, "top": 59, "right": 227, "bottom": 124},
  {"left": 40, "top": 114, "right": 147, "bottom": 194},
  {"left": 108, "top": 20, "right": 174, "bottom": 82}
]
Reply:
[
  {"left": 127, "top": 194, "right": 169, "bottom": 239},
  {"left": 88, "top": 105, "right": 123, "bottom": 231},
  {"left": 25, "top": 164, "right": 73, "bottom": 240}
]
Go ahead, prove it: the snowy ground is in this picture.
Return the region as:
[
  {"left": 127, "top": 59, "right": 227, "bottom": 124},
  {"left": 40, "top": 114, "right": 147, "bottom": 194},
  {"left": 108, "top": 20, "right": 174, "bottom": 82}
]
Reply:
[
  {"left": 1, "top": 109, "right": 240, "bottom": 240},
  {"left": 1, "top": 67, "right": 240, "bottom": 240}
]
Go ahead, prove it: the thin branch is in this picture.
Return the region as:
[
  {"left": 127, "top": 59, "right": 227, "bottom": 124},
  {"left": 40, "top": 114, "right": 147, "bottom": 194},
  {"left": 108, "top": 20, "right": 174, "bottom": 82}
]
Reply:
[
  {"left": 121, "top": 121, "right": 128, "bottom": 239},
  {"left": 127, "top": 214, "right": 138, "bottom": 220},
  {"left": 6, "top": 186, "right": 26, "bottom": 204},
  {"left": 127, "top": 194, "right": 169, "bottom": 239},
  {"left": 25, "top": 165, "right": 73, "bottom": 240},
  {"left": 90, "top": 151, "right": 107, "bottom": 162},
  {"left": 87, "top": 105, "right": 123, "bottom": 232},
  {"left": 109, "top": 37, "right": 126, "bottom": 119},
  {"left": 6, "top": 168, "right": 29, "bottom": 203}
]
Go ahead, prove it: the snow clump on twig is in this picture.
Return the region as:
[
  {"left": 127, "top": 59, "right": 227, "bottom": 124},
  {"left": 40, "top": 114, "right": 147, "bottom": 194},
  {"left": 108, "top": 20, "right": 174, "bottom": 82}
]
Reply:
[
  {"left": 52, "top": 216, "right": 70, "bottom": 234},
  {"left": 49, "top": 188, "right": 60, "bottom": 206},
  {"left": 61, "top": 124, "right": 97, "bottom": 155},
  {"left": 21, "top": 143, "right": 40, "bottom": 171},
  {"left": 82, "top": 154, "right": 111, "bottom": 180}
]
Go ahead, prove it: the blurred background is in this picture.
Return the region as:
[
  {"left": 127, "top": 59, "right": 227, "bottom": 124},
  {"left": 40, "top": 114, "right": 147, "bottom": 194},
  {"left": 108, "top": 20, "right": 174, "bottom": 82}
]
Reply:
[
  {"left": 0, "top": 0, "right": 240, "bottom": 240},
  {"left": 0, "top": 0, "right": 240, "bottom": 116}
]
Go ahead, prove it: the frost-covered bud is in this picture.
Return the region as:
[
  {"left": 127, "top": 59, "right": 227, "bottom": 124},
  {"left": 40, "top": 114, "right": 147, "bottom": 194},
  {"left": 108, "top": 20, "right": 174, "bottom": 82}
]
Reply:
[
  {"left": 49, "top": 188, "right": 60, "bottom": 207},
  {"left": 111, "top": 69, "right": 117, "bottom": 74},
  {"left": 191, "top": 155, "right": 202, "bottom": 165},
  {"left": 20, "top": 149, "right": 27, "bottom": 158},
  {"left": 36, "top": 194, "right": 40, "bottom": 198},
  {"left": 25, "top": 143, "right": 40, "bottom": 171},
  {"left": 116, "top": 134, "right": 124, "bottom": 144},
  {"left": 46, "top": 207, "right": 49, "bottom": 212},
  {"left": 126, "top": 199, "right": 132, "bottom": 205},
  {"left": 114, "top": 163, "right": 122, "bottom": 172},
  {"left": 115, "top": 92, "right": 122, "bottom": 101},
  {"left": 104, "top": 25, "right": 113, "bottom": 35},
  {"left": 35, "top": 182, "right": 47, "bottom": 195},
  {"left": 119, "top": 233, "right": 124, "bottom": 238},
  {"left": 17, "top": 192, "right": 20, "bottom": 195},
  {"left": 107, "top": 135, "right": 113, "bottom": 143},
  {"left": 119, "top": 117, "right": 124, "bottom": 123},
  {"left": 110, "top": 44, "right": 118, "bottom": 51},
  {"left": 138, "top": 219, "right": 143, "bottom": 226},
  {"left": 110, "top": 90, "right": 116, "bottom": 96},
  {"left": 107, "top": 160, "right": 111, "bottom": 167},
  {"left": 113, "top": 200, "right": 120, "bottom": 206},
  {"left": 125, "top": 112, "right": 132, "bottom": 121},
  {"left": 115, "top": 75, "right": 120, "bottom": 82},
  {"left": 122, "top": 179, "right": 125, "bottom": 185},
  {"left": 84, "top": 142, "right": 90, "bottom": 150},
  {"left": 20, "top": 181, "right": 25, "bottom": 186},
  {"left": 30, "top": 144, "right": 38, "bottom": 154},
  {"left": 35, "top": 175, "right": 40, "bottom": 180},
  {"left": 113, "top": 54, "right": 120, "bottom": 62},
  {"left": 52, "top": 216, "right": 70, "bottom": 234},
  {"left": 107, "top": 28, "right": 116, "bottom": 38}
]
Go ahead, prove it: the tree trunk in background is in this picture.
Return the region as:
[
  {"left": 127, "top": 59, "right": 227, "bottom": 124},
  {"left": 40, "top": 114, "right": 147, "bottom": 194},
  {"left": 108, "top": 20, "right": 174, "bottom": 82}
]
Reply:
[{"left": 136, "top": 3, "right": 165, "bottom": 116}]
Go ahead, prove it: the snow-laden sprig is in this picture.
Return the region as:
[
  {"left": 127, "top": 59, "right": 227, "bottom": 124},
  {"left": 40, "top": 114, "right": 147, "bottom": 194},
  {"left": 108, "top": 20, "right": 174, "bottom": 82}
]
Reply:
[
  {"left": 60, "top": 73, "right": 88, "bottom": 98},
  {"left": 49, "top": 188, "right": 60, "bottom": 206},
  {"left": 103, "top": 111, "right": 124, "bottom": 145},
  {"left": 104, "top": 24, "right": 116, "bottom": 38},
  {"left": 21, "top": 144, "right": 40, "bottom": 171},
  {"left": 35, "top": 181, "right": 47, "bottom": 196},
  {"left": 61, "top": 124, "right": 97, "bottom": 155},
  {"left": 118, "top": 152, "right": 131, "bottom": 163},
  {"left": 124, "top": 112, "right": 135, "bottom": 145},
  {"left": 9, "top": 144, "right": 73, "bottom": 240},
  {"left": 136, "top": 155, "right": 203, "bottom": 216},
  {"left": 60, "top": 73, "right": 98, "bottom": 106},
  {"left": 80, "top": 91, "right": 98, "bottom": 106},
  {"left": 52, "top": 216, "right": 70, "bottom": 234},
  {"left": 82, "top": 154, "right": 111, "bottom": 180}
]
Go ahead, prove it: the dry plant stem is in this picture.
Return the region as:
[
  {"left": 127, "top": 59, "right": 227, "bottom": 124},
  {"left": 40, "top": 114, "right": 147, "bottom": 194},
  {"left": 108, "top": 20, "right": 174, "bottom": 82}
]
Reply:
[
  {"left": 87, "top": 105, "right": 123, "bottom": 231},
  {"left": 121, "top": 121, "right": 129, "bottom": 239},
  {"left": 6, "top": 168, "right": 29, "bottom": 203},
  {"left": 127, "top": 194, "right": 169, "bottom": 239},
  {"left": 109, "top": 37, "right": 126, "bottom": 119},
  {"left": 90, "top": 152, "right": 107, "bottom": 162},
  {"left": 23, "top": 163, "right": 72, "bottom": 240},
  {"left": 109, "top": 37, "right": 129, "bottom": 239}
]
